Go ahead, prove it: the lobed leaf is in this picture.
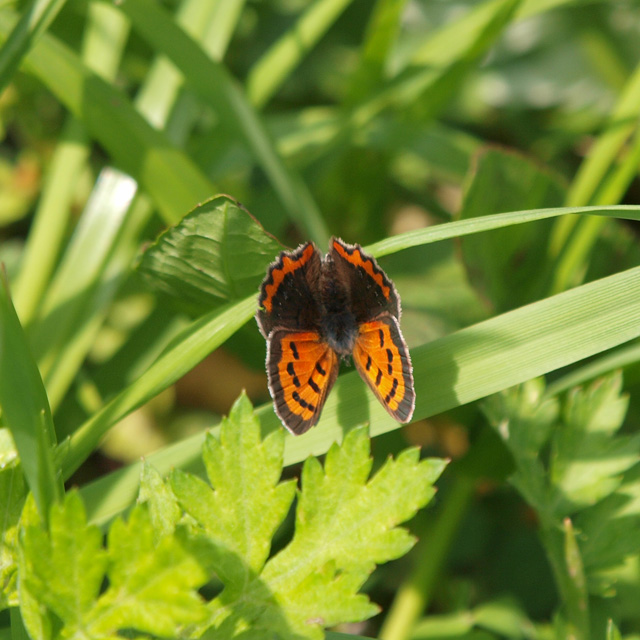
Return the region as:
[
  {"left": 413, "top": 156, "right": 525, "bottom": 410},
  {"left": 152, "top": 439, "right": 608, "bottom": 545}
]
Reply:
[
  {"left": 20, "top": 493, "right": 106, "bottom": 626},
  {"left": 0, "top": 438, "right": 25, "bottom": 610},
  {"left": 261, "top": 426, "right": 445, "bottom": 635},
  {"left": 94, "top": 505, "right": 207, "bottom": 636},
  {"left": 140, "top": 395, "right": 446, "bottom": 638},
  {"left": 17, "top": 492, "right": 208, "bottom": 639},
  {"left": 551, "top": 374, "right": 639, "bottom": 515},
  {"left": 171, "top": 393, "right": 296, "bottom": 576}
]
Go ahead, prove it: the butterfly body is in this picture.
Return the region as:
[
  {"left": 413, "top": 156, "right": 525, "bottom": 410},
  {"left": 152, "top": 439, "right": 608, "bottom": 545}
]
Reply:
[{"left": 257, "top": 237, "right": 415, "bottom": 434}]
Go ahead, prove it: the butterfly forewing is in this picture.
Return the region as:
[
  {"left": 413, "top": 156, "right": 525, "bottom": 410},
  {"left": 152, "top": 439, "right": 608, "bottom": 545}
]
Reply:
[
  {"left": 329, "top": 237, "right": 401, "bottom": 321},
  {"left": 352, "top": 315, "right": 415, "bottom": 423},
  {"left": 257, "top": 242, "right": 323, "bottom": 337}
]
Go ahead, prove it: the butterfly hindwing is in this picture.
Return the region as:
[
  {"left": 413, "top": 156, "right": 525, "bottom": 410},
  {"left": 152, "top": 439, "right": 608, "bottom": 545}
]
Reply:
[
  {"left": 266, "top": 329, "right": 340, "bottom": 435},
  {"left": 352, "top": 314, "right": 415, "bottom": 423}
]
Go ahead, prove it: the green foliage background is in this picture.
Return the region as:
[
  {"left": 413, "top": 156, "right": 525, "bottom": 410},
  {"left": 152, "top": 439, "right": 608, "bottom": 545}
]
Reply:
[{"left": 1, "top": 0, "right": 640, "bottom": 639}]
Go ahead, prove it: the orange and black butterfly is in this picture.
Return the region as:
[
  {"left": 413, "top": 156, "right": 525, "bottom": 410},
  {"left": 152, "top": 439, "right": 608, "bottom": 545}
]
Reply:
[{"left": 256, "top": 237, "right": 415, "bottom": 435}]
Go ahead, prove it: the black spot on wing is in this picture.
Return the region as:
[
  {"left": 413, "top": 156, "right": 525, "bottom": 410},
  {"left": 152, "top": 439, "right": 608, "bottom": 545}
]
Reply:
[{"left": 384, "top": 378, "right": 398, "bottom": 404}]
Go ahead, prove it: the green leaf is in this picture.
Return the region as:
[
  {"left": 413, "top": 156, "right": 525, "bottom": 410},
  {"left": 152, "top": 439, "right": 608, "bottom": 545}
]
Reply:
[
  {"left": 482, "top": 378, "right": 560, "bottom": 514},
  {"left": 138, "top": 195, "right": 282, "bottom": 315},
  {"left": 0, "top": 0, "right": 68, "bottom": 95},
  {"left": 576, "top": 465, "right": 640, "bottom": 582},
  {"left": 138, "top": 461, "right": 182, "bottom": 538},
  {"left": 260, "top": 426, "right": 445, "bottom": 635},
  {"left": 345, "top": 0, "right": 409, "bottom": 105},
  {"left": 459, "top": 148, "right": 566, "bottom": 311},
  {"left": 162, "top": 394, "right": 445, "bottom": 638},
  {"left": 95, "top": 505, "right": 207, "bottom": 636},
  {"left": 247, "top": 0, "right": 357, "bottom": 109},
  {"left": 551, "top": 373, "right": 639, "bottom": 514},
  {"left": 79, "top": 208, "right": 640, "bottom": 528},
  {"left": 113, "top": 0, "right": 330, "bottom": 245},
  {"left": 483, "top": 372, "right": 640, "bottom": 631},
  {"left": 171, "top": 393, "right": 296, "bottom": 576},
  {"left": 0, "top": 436, "right": 25, "bottom": 610},
  {"left": 0, "top": 9, "right": 214, "bottom": 225},
  {"left": 59, "top": 295, "right": 256, "bottom": 481},
  {"left": 20, "top": 493, "right": 107, "bottom": 628},
  {"left": 0, "top": 274, "right": 61, "bottom": 520},
  {"left": 18, "top": 492, "right": 208, "bottom": 639}
]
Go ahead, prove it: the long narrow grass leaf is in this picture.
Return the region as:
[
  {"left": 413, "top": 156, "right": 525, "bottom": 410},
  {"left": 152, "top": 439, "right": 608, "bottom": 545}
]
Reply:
[
  {"left": 59, "top": 296, "right": 256, "bottom": 480},
  {"left": 115, "top": 0, "right": 329, "bottom": 245},
  {"left": 0, "top": 9, "right": 214, "bottom": 224},
  {"left": 0, "top": 274, "right": 61, "bottom": 521},
  {"left": 0, "top": 0, "right": 67, "bottom": 93},
  {"left": 12, "top": 120, "right": 90, "bottom": 325},
  {"left": 31, "top": 169, "right": 137, "bottom": 377},
  {"left": 345, "top": 0, "right": 409, "bottom": 105},
  {"left": 279, "top": 265, "right": 640, "bottom": 465},
  {"left": 246, "top": 0, "right": 356, "bottom": 109},
  {"left": 82, "top": 256, "right": 640, "bottom": 525},
  {"left": 369, "top": 205, "right": 640, "bottom": 257},
  {"left": 13, "top": 2, "right": 130, "bottom": 326}
]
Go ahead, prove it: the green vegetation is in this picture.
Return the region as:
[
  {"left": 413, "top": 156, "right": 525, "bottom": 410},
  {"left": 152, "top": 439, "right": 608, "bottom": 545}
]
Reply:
[{"left": 1, "top": 1, "right": 640, "bottom": 638}]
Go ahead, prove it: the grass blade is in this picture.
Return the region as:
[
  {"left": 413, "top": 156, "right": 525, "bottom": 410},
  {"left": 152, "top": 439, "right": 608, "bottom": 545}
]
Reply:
[
  {"left": 115, "top": 0, "right": 329, "bottom": 245},
  {"left": 0, "top": 9, "right": 215, "bottom": 224},
  {"left": 0, "top": 274, "right": 61, "bottom": 521},
  {"left": 13, "top": 2, "right": 130, "bottom": 326},
  {"left": 79, "top": 207, "right": 640, "bottom": 524},
  {"left": 0, "top": 0, "right": 67, "bottom": 93},
  {"left": 59, "top": 296, "right": 256, "bottom": 480},
  {"left": 280, "top": 264, "right": 640, "bottom": 463},
  {"left": 246, "top": 0, "right": 356, "bottom": 109}
]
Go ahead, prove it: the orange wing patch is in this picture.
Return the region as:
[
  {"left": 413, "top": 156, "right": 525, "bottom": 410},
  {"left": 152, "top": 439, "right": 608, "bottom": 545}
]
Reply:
[
  {"left": 267, "top": 330, "right": 339, "bottom": 434},
  {"left": 353, "top": 316, "right": 414, "bottom": 422}
]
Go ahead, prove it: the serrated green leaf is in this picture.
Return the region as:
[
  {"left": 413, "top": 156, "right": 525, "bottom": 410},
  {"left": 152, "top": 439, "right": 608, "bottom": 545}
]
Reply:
[
  {"left": 171, "top": 392, "right": 296, "bottom": 576},
  {"left": 483, "top": 379, "right": 559, "bottom": 512},
  {"left": 576, "top": 467, "right": 640, "bottom": 581},
  {"left": 261, "top": 425, "right": 444, "bottom": 634},
  {"left": 138, "top": 195, "right": 282, "bottom": 315},
  {"left": 0, "top": 454, "right": 25, "bottom": 610},
  {"left": 18, "top": 493, "right": 208, "bottom": 639},
  {"left": 19, "top": 492, "right": 107, "bottom": 631},
  {"left": 138, "top": 461, "right": 181, "bottom": 538},
  {"left": 551, "top": 373, "right": 639, "bottom": 514},
  {"left": 94, "top": 503, "right": 207, "bottom": 636},
  {"left": 159, "top": 396, "right": 445, "bottom": 638},
  {"left": 17, "top": 495, "right": 52, "bottom": 640}
]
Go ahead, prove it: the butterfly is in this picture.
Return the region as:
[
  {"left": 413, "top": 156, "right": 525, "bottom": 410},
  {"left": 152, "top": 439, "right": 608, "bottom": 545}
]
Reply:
[{"left": 256, "top": 237, "right": 415, "bottom": 435}]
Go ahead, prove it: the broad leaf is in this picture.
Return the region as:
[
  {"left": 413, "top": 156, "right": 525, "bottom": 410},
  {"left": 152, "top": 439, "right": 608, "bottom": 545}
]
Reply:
[
  {"left": 138, "top": 195, "right": 281, "bottom": 315},
  {"left": 459, "top": 148, "right": 565, "bottom": 311}
]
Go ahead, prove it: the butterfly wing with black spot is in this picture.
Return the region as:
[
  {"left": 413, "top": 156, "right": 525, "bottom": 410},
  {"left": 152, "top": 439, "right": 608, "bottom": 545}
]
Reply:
[
  {"left": 266, "top": 329, "right": 339, "bottom": 434},
  {"left": 352, "top": 315, "right": 415, "bottom": 423}
]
